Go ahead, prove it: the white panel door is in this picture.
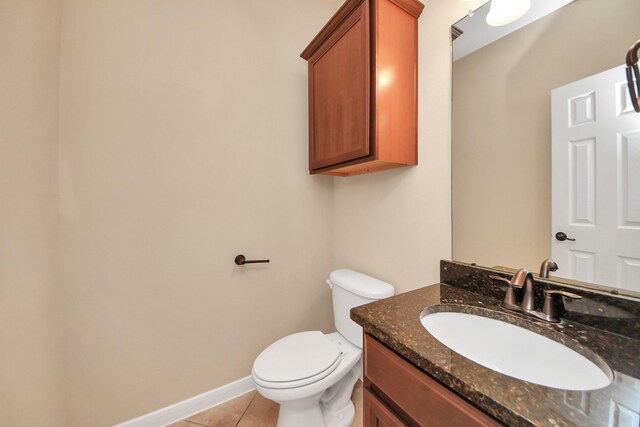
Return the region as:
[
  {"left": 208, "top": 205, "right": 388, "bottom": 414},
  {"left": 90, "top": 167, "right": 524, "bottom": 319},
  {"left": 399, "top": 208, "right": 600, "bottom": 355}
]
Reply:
[{"left": 552, "top": 65, "right": 640, "bottom": 291}]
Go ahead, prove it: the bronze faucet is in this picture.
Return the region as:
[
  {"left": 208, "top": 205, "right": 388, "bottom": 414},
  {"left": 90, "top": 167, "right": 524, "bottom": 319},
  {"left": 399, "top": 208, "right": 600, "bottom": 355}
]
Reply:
[{"left": 490, "top": 269, "right": 581, "bottom": 323}]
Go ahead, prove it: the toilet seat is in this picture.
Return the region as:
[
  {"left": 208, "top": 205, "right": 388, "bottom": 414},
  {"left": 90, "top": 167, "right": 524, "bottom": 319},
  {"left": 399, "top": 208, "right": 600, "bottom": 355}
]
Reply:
[{"left": 252, "top": 331, "right": 342, "bottom": 389}]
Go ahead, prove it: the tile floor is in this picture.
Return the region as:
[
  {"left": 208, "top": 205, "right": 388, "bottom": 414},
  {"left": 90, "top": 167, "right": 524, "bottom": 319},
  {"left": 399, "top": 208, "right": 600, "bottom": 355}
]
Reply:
[{"left": 169, "top": 380, "right": 363, "bottom": 427}]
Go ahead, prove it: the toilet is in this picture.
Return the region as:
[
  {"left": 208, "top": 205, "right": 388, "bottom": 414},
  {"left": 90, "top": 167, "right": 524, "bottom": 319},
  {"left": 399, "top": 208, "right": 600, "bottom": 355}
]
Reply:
[{"left": 251, "top": 269, "right": 394, "bottom": 427}]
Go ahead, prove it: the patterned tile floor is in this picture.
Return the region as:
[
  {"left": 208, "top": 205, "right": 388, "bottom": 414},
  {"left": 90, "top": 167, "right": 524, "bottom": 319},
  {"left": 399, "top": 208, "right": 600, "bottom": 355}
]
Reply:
[{"left": 169, "top": 380, "right": 363, "bottom": 427}]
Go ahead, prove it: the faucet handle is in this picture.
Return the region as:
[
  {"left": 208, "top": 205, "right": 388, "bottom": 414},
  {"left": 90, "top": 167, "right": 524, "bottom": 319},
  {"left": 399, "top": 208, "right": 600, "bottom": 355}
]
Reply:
[
  {"left": 489, "top": 275, "right": 511, "bottom": 284},
  {"left": 489, "top": 274, "right": 525, "bottom": 288},
  {"left": 544, "top": 289, "right": 582, "bottom": 299},
  {"left": 490, "top": 275, "right": 520, "bottom": 310},
  {"left": 542, "top": 289, "right": 582, "bottom": 322}
]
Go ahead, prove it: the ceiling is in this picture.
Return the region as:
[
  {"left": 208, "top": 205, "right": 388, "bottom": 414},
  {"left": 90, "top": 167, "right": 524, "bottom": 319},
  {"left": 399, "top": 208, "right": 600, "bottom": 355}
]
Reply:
[{"left": 453, "top": 0, "right": 575, "bottom": 62}]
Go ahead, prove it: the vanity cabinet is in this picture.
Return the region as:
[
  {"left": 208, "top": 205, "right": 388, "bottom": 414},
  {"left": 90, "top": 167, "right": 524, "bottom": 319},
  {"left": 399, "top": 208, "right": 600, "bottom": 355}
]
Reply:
[
  {"left": 364, "top": 388, "right": 407, "bottom": 426},
  {"left": 364, "top": 334, "right": 503, "bottom": 427},
  {"left": 300, "top": 0, "right": 423, "bottom": 177}
]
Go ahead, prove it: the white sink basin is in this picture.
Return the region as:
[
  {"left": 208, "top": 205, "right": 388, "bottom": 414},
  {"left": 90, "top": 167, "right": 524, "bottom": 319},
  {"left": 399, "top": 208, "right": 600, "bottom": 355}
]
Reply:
[{"left": 420, "top": 311, "right": 612, "bottom": 391}]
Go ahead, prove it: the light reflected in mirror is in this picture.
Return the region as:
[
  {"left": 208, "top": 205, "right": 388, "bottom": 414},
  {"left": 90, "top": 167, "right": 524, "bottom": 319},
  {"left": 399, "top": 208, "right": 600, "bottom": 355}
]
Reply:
[{"left": 452, "top": 0, "right": 640, "bottom": 296}]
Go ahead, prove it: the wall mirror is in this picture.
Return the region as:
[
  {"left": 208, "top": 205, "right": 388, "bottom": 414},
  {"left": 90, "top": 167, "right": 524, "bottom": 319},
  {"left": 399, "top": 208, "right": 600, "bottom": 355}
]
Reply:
[{"left": 451, "top": 0, "right": 640, "bottom": 297}]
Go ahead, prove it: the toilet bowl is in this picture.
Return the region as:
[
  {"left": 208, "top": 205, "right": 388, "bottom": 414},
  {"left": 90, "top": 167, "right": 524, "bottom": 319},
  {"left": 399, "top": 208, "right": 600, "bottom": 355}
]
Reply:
[{"left": 251, "top": 269, "right": 394, "bottom": 427}]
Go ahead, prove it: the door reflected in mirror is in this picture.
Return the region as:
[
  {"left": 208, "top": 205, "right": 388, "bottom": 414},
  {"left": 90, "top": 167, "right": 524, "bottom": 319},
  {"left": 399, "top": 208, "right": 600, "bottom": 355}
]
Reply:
[{"left": 451, "top": 0, "right": 640, "bottom": 296}]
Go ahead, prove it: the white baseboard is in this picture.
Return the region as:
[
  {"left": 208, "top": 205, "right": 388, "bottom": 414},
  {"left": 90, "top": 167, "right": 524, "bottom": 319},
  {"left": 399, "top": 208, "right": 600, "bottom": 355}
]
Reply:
[{"left": 114, "top": 376, "right": 255, "bottom": 427}]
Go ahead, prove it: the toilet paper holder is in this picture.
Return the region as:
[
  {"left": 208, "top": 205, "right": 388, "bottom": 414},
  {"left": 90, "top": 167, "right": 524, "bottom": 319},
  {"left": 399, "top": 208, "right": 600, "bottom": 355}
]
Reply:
[{"left": 234, "top": 254, "right": 270, "bottom": 265}]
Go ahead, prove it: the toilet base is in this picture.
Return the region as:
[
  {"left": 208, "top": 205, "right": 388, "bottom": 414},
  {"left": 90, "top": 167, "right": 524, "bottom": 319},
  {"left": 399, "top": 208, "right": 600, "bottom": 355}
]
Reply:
[
  {"left": 275, "top": 394, "right": 356, "bottom": 427},
  {"left": 320, "top": 358, "right": 361, "bottom": 427},
  {"left": 323, "top": 399, "right": 355, "bottom": 427},
  {"left": 276, "top": 393, "right": 326, "bottom": 427},
  {"left": 273, "top": 360, "right": 361, "bottom": 427}
]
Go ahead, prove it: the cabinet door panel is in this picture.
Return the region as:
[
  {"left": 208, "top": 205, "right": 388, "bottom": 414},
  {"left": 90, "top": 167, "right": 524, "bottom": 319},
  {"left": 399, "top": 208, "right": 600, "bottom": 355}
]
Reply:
[
  {"left": 365, "top": 334, "right": 503, "bottom": 427},
  {"left": 308, "top": 1, "right": 370, "bottom": 170},
  {"left": 364, "top": 388, "right": 408, "bottom": 427}
]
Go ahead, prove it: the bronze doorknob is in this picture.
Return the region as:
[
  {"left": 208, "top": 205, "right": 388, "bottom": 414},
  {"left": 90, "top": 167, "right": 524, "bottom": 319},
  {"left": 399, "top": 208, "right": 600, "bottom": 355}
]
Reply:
[{"left": 555, "top": 232, "right": 576, "bottom": 242}]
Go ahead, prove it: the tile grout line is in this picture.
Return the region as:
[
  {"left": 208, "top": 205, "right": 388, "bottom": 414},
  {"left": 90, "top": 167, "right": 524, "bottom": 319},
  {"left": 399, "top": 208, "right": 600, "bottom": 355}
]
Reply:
[{"left": 234, "top": 391, "right": 259, "bottom": 427}]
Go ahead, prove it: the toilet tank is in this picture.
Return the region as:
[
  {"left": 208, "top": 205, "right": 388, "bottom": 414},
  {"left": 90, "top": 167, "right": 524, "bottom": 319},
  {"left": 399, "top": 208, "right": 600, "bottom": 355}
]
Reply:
[{"left": 328, "top": 269, "right": 395, "bottom": 348}]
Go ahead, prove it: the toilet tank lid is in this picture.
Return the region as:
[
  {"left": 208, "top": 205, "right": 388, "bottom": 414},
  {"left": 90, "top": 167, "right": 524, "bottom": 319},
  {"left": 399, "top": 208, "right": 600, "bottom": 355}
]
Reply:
[{"left": 329, "top": 269, "right": 395, "bottom": 299}]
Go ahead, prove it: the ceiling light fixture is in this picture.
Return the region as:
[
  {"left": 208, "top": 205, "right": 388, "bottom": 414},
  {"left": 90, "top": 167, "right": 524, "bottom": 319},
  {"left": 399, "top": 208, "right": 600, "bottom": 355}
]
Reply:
[{"left": 486, "top": 0, "right": 531, "bottom": 26}]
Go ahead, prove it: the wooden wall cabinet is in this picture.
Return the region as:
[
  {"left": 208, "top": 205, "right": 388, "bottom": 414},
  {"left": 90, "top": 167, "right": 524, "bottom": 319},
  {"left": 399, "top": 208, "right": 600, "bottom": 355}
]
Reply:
[
  {"left": 363, "top": 334, "right": 503, "bottom": 427},
  {"left": 300, "top": 0, "right": 424, "bottom": 177}
]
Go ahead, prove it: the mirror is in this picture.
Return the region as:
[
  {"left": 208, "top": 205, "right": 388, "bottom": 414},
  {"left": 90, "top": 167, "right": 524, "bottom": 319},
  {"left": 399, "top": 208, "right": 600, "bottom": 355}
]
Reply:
[{"left": 451, "top": 0, "right": 640, "bottom": 297}]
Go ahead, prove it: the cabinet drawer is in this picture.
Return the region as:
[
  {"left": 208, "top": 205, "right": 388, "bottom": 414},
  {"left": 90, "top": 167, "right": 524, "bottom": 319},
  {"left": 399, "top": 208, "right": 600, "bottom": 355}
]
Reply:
[{"left": 364, "top": 334, "right": 502, "bottom": 427}]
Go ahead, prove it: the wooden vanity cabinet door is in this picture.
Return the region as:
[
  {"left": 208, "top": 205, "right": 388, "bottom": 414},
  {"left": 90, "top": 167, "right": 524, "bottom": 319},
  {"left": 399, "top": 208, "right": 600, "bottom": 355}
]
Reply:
[
  {"left": 307, "top": 1, "right": 370, "bottom": 171},
  {"left": 364, "top": 334, "right": 503, "bottom": 427},
  {"left": 364, "top": 388, "right": 408, "bottom": 427}
]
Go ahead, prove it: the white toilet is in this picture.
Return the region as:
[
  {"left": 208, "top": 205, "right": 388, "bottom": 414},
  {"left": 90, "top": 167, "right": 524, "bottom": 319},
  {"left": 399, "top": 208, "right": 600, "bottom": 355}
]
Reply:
[{"left": 251, "top": 269, "right": 394, "bottom": 427}]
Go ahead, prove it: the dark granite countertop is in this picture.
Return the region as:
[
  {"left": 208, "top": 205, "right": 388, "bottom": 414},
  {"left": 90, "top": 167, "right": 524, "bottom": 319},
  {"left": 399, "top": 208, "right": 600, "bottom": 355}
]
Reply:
[{"left": 351, "top": 283, "right": 640, "bottom": 427}]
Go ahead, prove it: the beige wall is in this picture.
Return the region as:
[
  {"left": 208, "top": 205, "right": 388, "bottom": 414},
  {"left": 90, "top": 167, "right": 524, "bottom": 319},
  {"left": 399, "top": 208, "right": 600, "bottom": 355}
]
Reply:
[
  {"left": 2, "top": 0, "right": 473, "bottom": 425},
  {"left": 452, "top": 0, "right": 640, "bottom": 272},
  {"left": 333, "top": 0, "right": 480, "bottom": 294},
  {"left": 0, "top": 1, "right": 64, "bottom": 426},
  {"left": 56, "top": 1, "right": 472, "bottom": 424},
  {"left": 58, "top": 1, "right": 337, "bottom": 425}
]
